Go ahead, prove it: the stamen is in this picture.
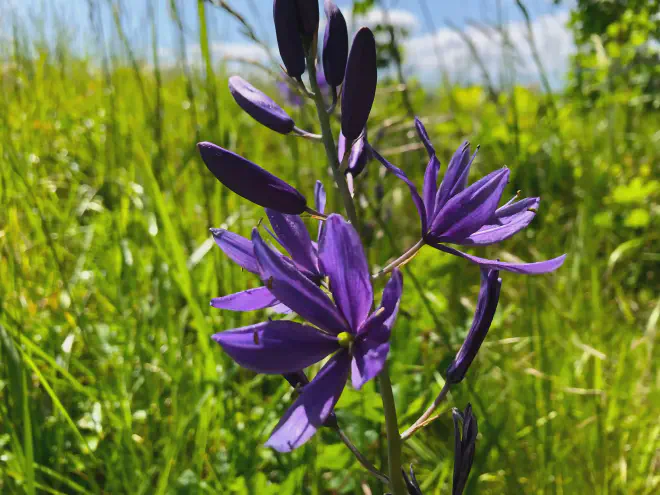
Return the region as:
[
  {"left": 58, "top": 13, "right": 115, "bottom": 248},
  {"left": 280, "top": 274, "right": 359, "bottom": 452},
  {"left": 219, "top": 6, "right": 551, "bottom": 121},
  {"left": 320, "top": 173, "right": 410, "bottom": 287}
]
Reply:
[
  {"left": 527, "top": 207, "right": 538, "bottom": 213},
  {"left": 266, "top": 276, "right": 274, "bottom": 289},
  {"left": 253, "top": 331, "right": 260, "bottom": 345}
]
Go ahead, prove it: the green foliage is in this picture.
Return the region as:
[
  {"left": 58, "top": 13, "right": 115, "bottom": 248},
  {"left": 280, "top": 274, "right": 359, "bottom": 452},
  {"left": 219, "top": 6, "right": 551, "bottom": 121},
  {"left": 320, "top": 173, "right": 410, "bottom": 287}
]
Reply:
[{"left": 1, "top": 4, "right": 659, "bottom": 495}]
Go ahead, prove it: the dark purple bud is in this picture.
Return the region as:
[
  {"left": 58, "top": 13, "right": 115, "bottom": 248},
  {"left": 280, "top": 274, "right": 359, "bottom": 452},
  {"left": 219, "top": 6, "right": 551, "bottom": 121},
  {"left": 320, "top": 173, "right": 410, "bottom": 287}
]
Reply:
[
  {"left": 322, "top": 0, "right": 349, "bottom": 88},
  {"left": 229, "top": 76, "right": 295, "bottom": 135},
  {"left": 452, "top": 404, "right": 478, "bottom": 495},
  {"left": 446, "top": 268, "right": 501, "bottom": 384},
  {"left": 273, "top": 0, "right": 306, "bottom": 78},
  {"left": 198, "top": 142, "right": 307, "bottom": 215},
  {"left": 341, "top": 27, "right": 377, "bottom": 141},
  {"left": 295, "top": 0, "right": 319, "bottom": 38},
  {"left": 347, "top": 131, "right": 372, "bottom": 178},
  {"left": 402, "top": 465, "right": 423, "bottom": 495},
  {"left": 282, "top": 371, "right": 338, "bottom": 428}
]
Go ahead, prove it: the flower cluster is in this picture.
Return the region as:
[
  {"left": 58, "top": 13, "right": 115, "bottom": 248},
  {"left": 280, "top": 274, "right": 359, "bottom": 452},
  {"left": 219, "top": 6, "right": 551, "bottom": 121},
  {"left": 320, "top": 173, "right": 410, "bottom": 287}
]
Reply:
[{"left": 197, "top": 1, "right": 565, "bottom": 493}]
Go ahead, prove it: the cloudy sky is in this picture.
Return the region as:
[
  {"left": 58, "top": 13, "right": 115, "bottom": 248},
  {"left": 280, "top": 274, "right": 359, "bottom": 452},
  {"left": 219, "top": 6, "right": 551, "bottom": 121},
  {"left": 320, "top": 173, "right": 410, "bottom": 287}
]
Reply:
[{"left": 3, "top": 0, "right": 575, "bottom": 87}]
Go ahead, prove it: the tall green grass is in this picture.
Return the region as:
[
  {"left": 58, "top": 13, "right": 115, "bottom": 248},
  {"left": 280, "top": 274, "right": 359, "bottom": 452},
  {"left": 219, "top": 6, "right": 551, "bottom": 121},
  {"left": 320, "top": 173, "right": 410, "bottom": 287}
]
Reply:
[{"left": 1, "top": 2, "right": 658, "bottom": 494}]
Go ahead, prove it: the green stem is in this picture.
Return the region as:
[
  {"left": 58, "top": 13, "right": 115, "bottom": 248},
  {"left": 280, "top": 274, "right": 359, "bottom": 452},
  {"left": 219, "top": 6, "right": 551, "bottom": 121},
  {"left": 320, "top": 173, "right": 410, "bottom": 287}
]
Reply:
[
  {"left": 334, "top": 427, "right": 390, "bottom": 484},
  {"left": 305, "top": 52, "right": 359, "bottom": 228},
  {"left": 306, "top": 49, "right": 403, "bottom": 495},
  {"left": 374, "top": 238, "right": 426, "bottom": 279},
  {"left": 379, "top": 364, "right": 406, "bottom": 495}
]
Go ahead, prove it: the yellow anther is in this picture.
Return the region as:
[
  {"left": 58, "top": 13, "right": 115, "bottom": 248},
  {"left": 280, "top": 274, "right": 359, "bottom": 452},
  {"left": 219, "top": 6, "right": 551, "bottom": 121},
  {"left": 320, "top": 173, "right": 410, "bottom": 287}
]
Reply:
[{"left": 337, "top": 332, "right": 354, "bottom": 349}]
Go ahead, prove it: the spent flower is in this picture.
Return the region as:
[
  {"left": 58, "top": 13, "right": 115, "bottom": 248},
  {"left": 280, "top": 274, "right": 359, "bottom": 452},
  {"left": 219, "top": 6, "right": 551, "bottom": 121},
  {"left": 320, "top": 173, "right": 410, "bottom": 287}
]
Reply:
[{"left": 452, "top": 404, "right": 478, "bottom": 495}]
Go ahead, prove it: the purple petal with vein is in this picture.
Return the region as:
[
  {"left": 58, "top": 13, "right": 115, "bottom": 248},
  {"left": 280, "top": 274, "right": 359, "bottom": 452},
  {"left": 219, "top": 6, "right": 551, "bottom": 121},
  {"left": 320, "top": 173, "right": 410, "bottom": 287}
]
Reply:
[
  {"left": 463, "top": 197, "right": 540, "bottom": 246},
  {"left": 358, "top": 268, "right": 403, "bottom": 339},
  {"left": 429, "top": 242, "right": 567, "bottom": 275},
  {"left": 229, "top": 76, "right": 295, "bottom": 134},
  {"left": 210, "top": 228, "right": 259, "bottom": 274},
  {"left": 266, "top": 351, "right": 350, "bottom": 452},
  {"left": 429, "top": 168, "right": 509, "bottom": 242},
  {"left": 423, "top": 155, "right": 440, "bottom": 220},
  {"left": 252, "top": 228, "right": 349, "bottom": 333},
  {"left": 435, "top": 141, "right": 471, "bottom": 208},
  {"left": 210, "top": 286, "right": 280, "bottom": 311},
  {"left": 213, "top": 320, "right": 338, "bottom": 374},
  {"left": 351, "top": 341, "right": 390, "bottom": 389},
  {"left": 266, "top": 209, "right": 318, "bottom": 275},
  {"left": 319, "top": 214, "right": 373, "bottom": 330},
  {"left": 372, "top": 148, "right": 428, "bottom": 234},
  {"left": 198, "top": 142, "right": 307, "bottom": 214}
]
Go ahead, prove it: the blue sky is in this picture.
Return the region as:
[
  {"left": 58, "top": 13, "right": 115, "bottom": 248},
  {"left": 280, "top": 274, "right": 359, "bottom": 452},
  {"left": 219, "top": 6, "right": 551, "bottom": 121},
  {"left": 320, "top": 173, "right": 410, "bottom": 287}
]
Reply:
[{"left": 2, "top": 0, "right": 574, "bottom": 86}]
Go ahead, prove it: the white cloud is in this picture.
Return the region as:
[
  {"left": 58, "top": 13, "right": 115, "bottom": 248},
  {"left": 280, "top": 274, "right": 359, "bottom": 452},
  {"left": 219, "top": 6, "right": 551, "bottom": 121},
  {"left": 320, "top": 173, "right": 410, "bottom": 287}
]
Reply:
[
  {"left": 405, "top": 10, "right": 574, "bottom": 87},
  {"left": 343, "top": 7, "right": 419, "bottom": 33}
]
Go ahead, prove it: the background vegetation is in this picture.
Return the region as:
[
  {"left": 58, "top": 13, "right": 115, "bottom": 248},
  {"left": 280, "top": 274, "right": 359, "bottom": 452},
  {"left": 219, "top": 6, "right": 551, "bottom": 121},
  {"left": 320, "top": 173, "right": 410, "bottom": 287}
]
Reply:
[{"left": 1, "top": 0, "right": 658, "bottom": 493}]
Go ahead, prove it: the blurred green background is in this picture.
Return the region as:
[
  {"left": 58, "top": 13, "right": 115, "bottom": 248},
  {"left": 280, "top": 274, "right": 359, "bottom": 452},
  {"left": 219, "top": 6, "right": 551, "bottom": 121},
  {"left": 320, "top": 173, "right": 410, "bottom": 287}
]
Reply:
[{"left": 1, "top": 0, "right": 658, "bottom": 493}]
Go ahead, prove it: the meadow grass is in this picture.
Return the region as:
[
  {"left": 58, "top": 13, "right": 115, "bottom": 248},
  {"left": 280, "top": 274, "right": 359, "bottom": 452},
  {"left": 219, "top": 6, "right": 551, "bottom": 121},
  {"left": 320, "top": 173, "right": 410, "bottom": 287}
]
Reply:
[{"left": 1, "top": 4, "right": 659, "bottom": 494}]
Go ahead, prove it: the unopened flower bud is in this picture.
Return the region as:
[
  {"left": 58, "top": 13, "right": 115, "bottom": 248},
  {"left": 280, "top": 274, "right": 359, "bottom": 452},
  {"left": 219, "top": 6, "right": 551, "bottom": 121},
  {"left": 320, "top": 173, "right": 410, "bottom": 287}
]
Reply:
[{"left": 229, "top": 76, "right": 295, "bottom": 134}]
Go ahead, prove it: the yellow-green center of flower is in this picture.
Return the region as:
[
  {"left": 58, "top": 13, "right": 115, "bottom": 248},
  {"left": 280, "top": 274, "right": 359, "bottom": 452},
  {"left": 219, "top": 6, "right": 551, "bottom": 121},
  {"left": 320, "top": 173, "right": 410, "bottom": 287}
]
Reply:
[{"left": 337, "top": 332, "right": 354, "bottom": 349}]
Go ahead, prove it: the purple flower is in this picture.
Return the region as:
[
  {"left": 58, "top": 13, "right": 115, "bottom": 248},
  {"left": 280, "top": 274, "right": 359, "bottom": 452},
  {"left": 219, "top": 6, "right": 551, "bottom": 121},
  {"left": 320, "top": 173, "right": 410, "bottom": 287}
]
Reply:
[
  {"left": 229, "top": 76, "right": 295, "bottom": 135},
  {"left": 338, "top": 128, "right": 372, "bottom": 178},
  {"left": 402, "top": 465, "right": 423, "bottom": 495},
  {"left": 322, "top": 0, "right": 349, "bottom": 89},
  {"left": 446, "top": 268, "right": 501, "bottom": 384},
  {"left": 274, "top": 0, "right": 306, "bottom": 78},
  {"left": 198, "top": 141, "right": 307, "bottom": 215},
  {"left": 452, "top": 404, "right": 478, "bottom": 495},
  {"left": 341, "top": 27, "right": 377, "bottom": 141},
  {"left": 210, "top": 181, "right": 327, "bottom": 312},
  {"left": 372, "top": 117, "right": 566, "bottom": 274},
  {"left": 213, "top": 214, "right": 404, "bottom": 452}
]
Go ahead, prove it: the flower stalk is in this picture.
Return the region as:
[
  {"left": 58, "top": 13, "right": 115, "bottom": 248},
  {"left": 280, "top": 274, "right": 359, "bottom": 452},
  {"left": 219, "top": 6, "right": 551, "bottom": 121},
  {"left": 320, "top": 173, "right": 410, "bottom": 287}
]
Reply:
[
  {"left": 334, "top": 426, "right": 390, "bottom": 484},
  {"left": 400, "top": 381, "right": 451, "bottom": 441},
  {"left": 374, "top": 238, "right": 425, "bottom": 279},
  {"left": 379, "top": 363, "right": 406, "bottom": 495},
  {"left": 305, "top": 51, "right": 359, "bottom": 229}
]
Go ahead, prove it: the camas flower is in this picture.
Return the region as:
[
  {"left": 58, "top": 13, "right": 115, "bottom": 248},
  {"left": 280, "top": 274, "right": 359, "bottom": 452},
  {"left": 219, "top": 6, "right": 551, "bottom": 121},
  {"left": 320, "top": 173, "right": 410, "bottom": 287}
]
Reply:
[
  {"left": 452, "top": 404, "right": 478, "bottom": 495},
  {"left": 373, "top": 117, "right": 566, "bottom": 274},
  {"left": 213, "top": 214, "right": 403, "bottom": 452},
  {"left": 198, "top": 141, "right": 307, "bottom": 215},
  {"left": 446, "top": 268, "right": 501, "bottom": 384},
  {"left": 210, "top": 181, "right": 327, "bottom": 312}
]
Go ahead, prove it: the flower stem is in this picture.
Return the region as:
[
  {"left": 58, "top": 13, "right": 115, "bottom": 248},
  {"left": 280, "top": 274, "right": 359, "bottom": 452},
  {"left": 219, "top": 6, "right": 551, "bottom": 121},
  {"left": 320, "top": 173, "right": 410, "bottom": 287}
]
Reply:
[
  {"left": 373, "top": 238, "right": 426, "bottom": 279},
  {"left": 305, "top": 52, "right": 359, "bottom": 229},
  {"left": 379, "top": 363, "right": 406, "bottom": 495},
  {"left": 400, "top": 381, "right": 451, "bottom": 441},
  {"left": 334, "top": 426, "right": 390, "bottom": 485}
]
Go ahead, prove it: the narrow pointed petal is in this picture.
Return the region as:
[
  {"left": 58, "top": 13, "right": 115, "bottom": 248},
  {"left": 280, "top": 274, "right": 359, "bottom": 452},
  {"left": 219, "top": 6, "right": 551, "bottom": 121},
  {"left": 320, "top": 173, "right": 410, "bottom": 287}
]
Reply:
[
  {"left": 372, "top": 148, "right": 427, "bottom": 234},
  {"left": 463, "top": 197, "right": 540, "bottom": 246},
  {"left": 314, "top": 181, "right": 326, "bottom": 214},
  {"left": 346, "top": 131, "right": 372, "bottom": 178},
  {"left": 274, "top": 0, "right": 306, "bottom": 77},
  {"left": 314, "top": 181, "right": 326, "bottom": 241},
  {"left": 322, "top": 0, "right": 349, "bottom": 88},
  {"left": 429, "top": 168, "right": 509, "bottom": 242},
  {"left": 295, "top": 0, "right": 319, "bottom": 38},
  {"left": 415, "top": 117, "right": 435, "bottom": 157},
  {"left": 229, "top": 76, "right": 295, "bottom": 134},
  {"left": 210, "top": 228, "right": 259, "bottom": 274},
  {"left": 319, "top": 215, "right": 373, "bottom": 330},
  {"left": 435, "top": 141, "right": 472, "bottom": 208},
  {"left": 341, "top": 27, "right": 377, "bottom": 140},
  {"left": 213, "top": 320, "right": 338, "bottom": 374},
  {"left": 337, "top": 131, "right": 348, "bottom": 163},
  {"left": 198, "top": 142, "right": 307, "bottom": 214},
  {"left": 446, "top": 268, "right": 501, "bottom": 383},
  {"left": 266, "top": 351, "right": 350, "bottom": 452},
  {"left": 351, "top": 341, "right": 389, "bottom": 389},
  {"left": 253, "top": 229, "right": 349, "bottom": 333},
  {"left": 211, "top": 286, "right": 281, "bottom": 312},
  {"left": 358, "top": 268, "right": 403, "bottom": 338},
  {"left": 429, "top": 242, "right": 567, "bottom": 274},
  {"left": 422, "top": 155, "right": 440, "bottom": 220},
  {"left": 452, "top": 404, "right": 478, "bottom": 495},
  {"left": 266, "top": 209, "right": 318, "bottom": 275}
]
